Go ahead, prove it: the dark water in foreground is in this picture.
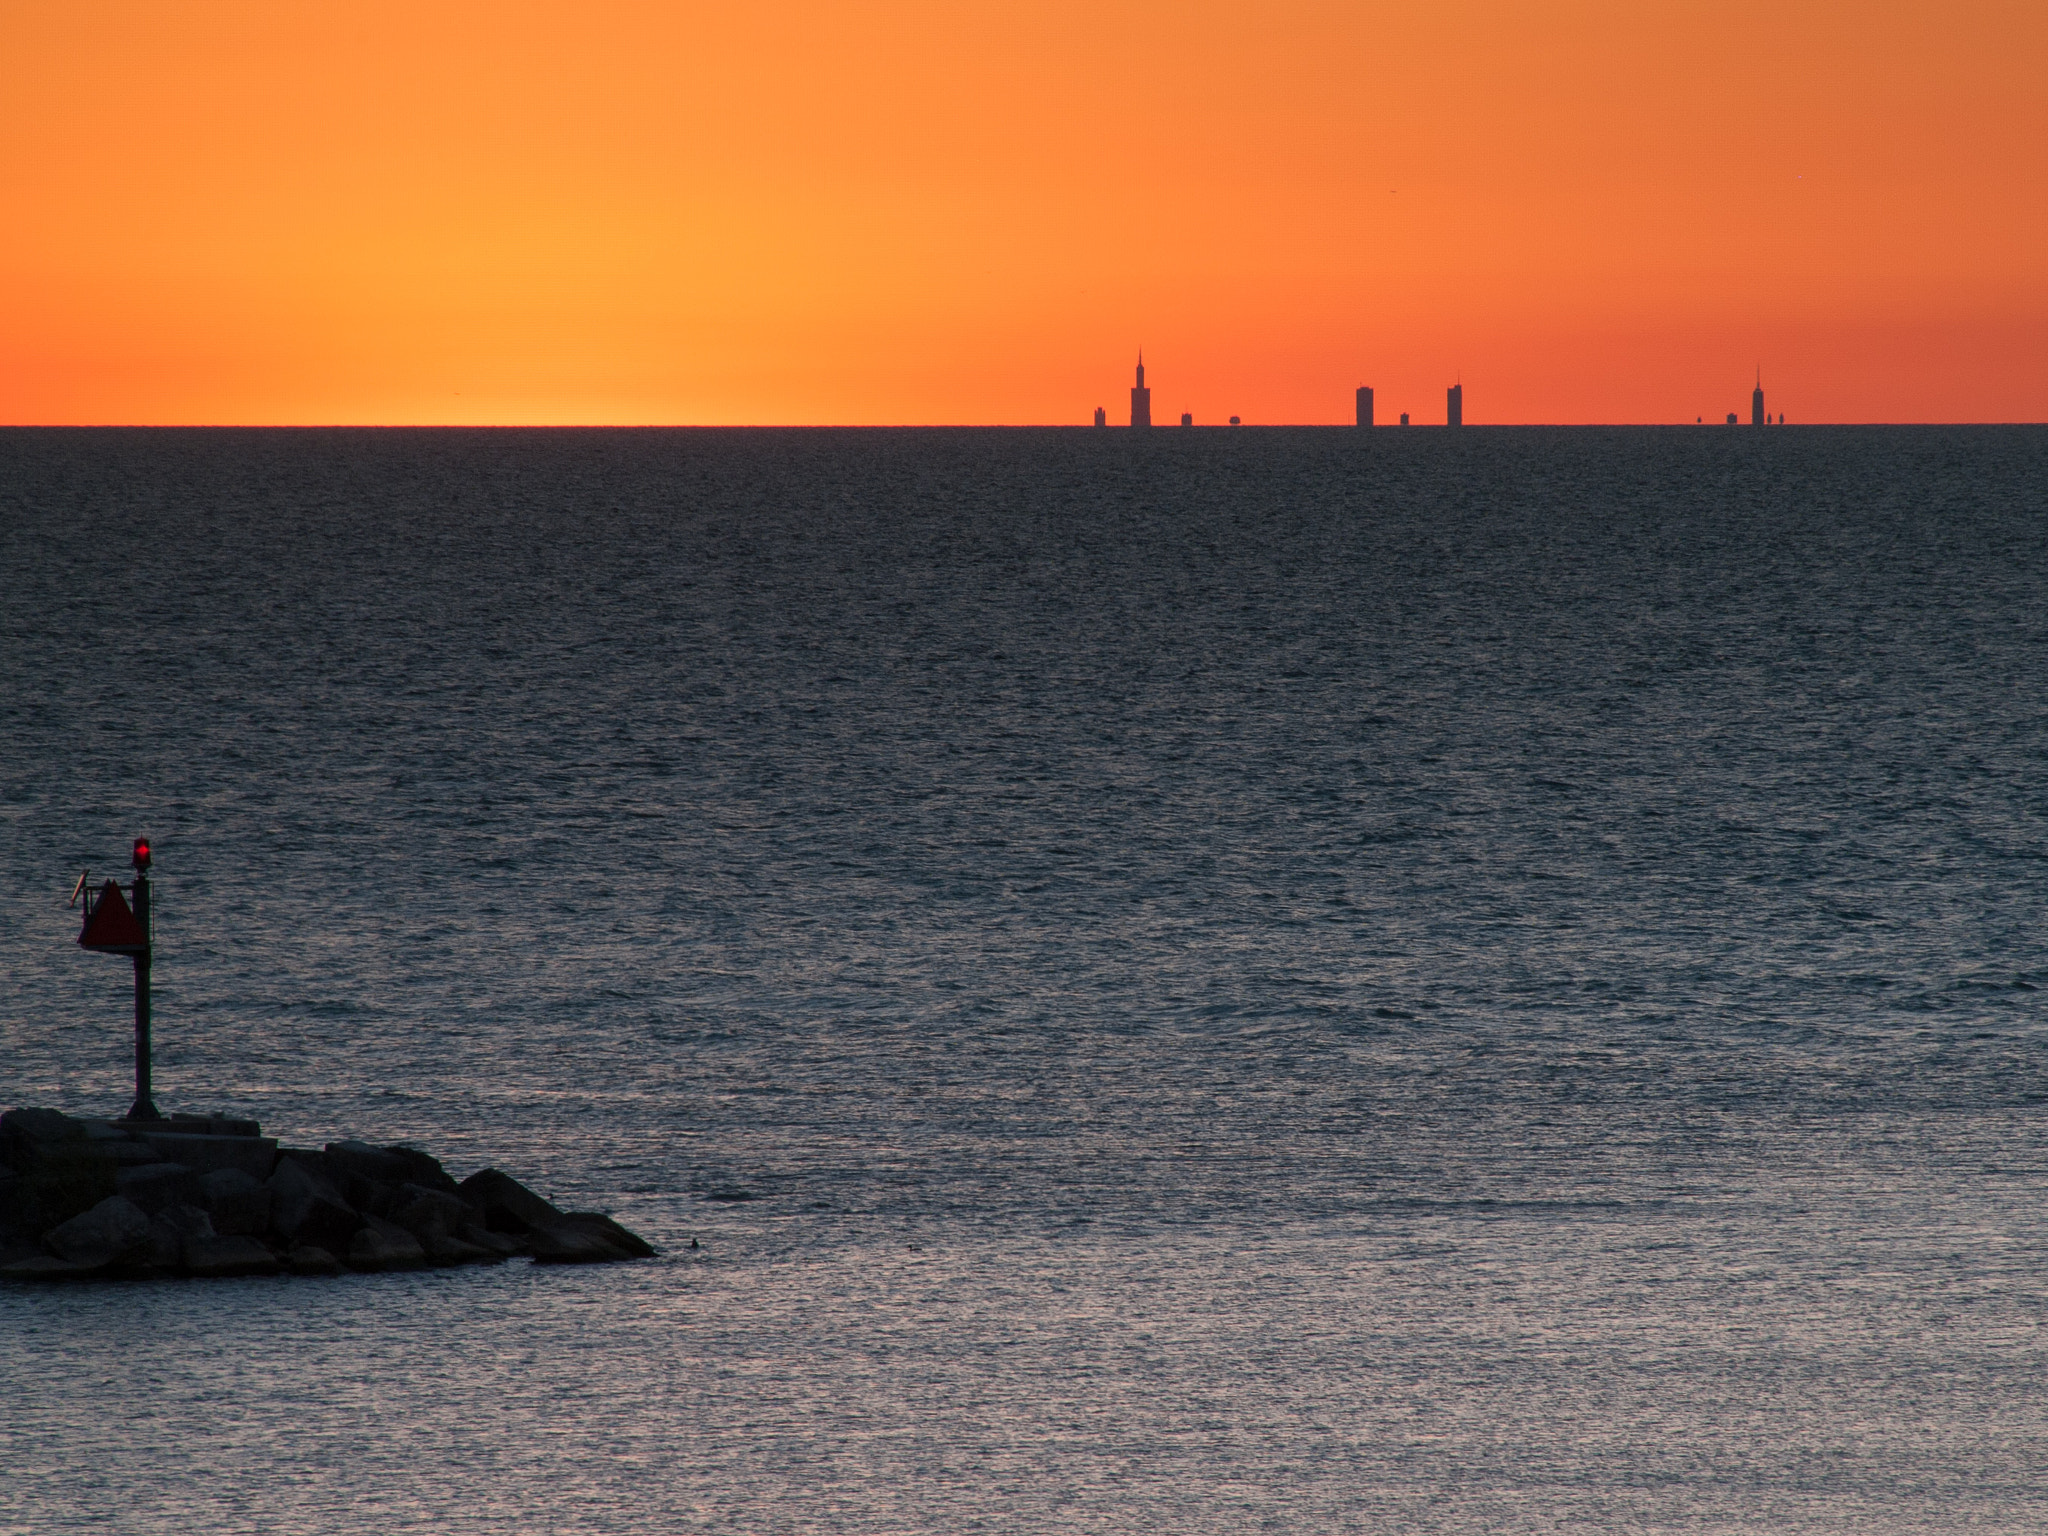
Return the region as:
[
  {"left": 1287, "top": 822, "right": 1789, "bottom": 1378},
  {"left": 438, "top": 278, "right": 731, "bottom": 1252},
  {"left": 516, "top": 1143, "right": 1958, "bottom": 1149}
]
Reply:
[{"left": 3, "top": 425, "right": 2046, "bottom": 1533}]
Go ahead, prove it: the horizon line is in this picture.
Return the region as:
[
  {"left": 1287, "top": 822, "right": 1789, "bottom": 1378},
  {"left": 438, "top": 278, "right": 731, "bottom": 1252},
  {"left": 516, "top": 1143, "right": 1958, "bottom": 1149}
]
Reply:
[{"left": 3, "top": 420, "right": 2042, "bottom": 430}]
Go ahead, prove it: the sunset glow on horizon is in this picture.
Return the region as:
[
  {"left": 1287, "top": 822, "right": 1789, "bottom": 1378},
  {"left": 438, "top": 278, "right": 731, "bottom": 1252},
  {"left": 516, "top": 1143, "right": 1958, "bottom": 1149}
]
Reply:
[{"left": 3, "top": 0, "right": 2043, "bottom": 426}]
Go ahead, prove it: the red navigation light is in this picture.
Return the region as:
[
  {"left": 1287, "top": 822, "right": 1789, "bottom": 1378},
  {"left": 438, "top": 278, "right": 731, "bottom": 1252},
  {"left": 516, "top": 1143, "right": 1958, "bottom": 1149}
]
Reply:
[{"left": 132, "top": 838, "right": 151, "bottom": 871}]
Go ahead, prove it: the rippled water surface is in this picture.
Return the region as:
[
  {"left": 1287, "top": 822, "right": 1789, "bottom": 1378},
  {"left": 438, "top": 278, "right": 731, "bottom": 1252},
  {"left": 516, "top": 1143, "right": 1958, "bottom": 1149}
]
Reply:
[{"left": 3, "top": 426, "right": 2046, "bottom": 1533}]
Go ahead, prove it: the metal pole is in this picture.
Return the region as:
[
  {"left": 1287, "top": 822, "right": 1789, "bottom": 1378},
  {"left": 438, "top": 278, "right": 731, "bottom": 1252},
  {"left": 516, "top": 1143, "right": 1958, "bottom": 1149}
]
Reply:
[{"left": 128, "top": 869, "right": 160, "bottom": 1121}]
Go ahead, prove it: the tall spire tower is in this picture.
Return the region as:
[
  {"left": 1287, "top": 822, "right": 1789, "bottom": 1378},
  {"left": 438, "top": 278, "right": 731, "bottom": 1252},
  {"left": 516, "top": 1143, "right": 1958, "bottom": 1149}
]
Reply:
[
  {"left": 1130, "top": 351, "right": 1152, "bottom": 429},
  {"left": 1752, "top": 370, "right": 1765, "bottom": 426}
]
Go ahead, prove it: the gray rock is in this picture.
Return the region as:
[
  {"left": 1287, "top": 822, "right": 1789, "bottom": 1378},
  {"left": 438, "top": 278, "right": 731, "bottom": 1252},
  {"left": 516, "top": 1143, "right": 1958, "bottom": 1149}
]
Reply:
[
  {"left": 45, "top": 1195, "right": 152, "bottom": 1268},
  {"left": 0, "top": 1236, "right": 44, "bottom": 1267},
  {"left": 452, "top": 1173, "right": 652, "bottom": 1262},
  {"left": 273, "top": 1147, "right": 336, "bottom": 1178},
  {"left": 423, "top": 1232, "right": 503, "bottom": 1266},
  {"left": 458, "top": 1168, "right": 567, "bottom": 1234},
  {"left": 286, "top": 1245, "right": 343, "bottom": 1276},
  {"left": 144, "top": 1214, "right": 189, "bottom": 1269},
  {"left": 0, "top": 1157, "right": 117, "bottom": 1236},
  {"left": 0, "top": 1108, "right": 84, "bottom": 1170},
  {"left": 99, "top": 1139, "right": 164, "bottom": 1168},
  {"left": 526, "top": 1223, "right": 625, "bottom": 1264},
  {"left": 78, "top": 1123, "right": 160, "bottom": 1167},
  {"left": 326, "top": 1140, "right": 411, "bottom": 1185},
  {"left": 201, "top": 1168, "right": 272, "bottom": 1236},
  {"left": 0, "top": 1111, "right": 118, "bottom": 1233},
  {"left": 115, "top": 1161, "right": 203, "bottom": 1214},
  {"left": 146, "top": 1204, "right": 215, "bottom": 1270},
  {"left": 464, "top": 1228, "right": 527, "bottom": 1258},
  {"left": 156, "top": 1203, "right": 216, "bottom": 1240},
  {"left": 385, "top": 1146, "right": 462, "bottom": 1194},
  {"left": 346, "top": 1215, "right": 427, "bottom": 1272},
  {"left": 561, "top": 1211, "right": 657, "bottom": 1259},
  {"left": 267, "top": 1157, "right": 363, "bottom": 1253},
  {"left": 183, "top": 1235, "right": 280, "bottom": 1278},
  {"left": 133, "top": 1130, "right": 276, "bottom": 1180},
  {"left": 389, "top": 1185, "right": 472, "bottom": 1245},
  {"left": 335, "top": 1171, "right": 388, "bottom": 1216},
  {"left": 0, "top": 1252, "right": 106, "bottom": 1280}
]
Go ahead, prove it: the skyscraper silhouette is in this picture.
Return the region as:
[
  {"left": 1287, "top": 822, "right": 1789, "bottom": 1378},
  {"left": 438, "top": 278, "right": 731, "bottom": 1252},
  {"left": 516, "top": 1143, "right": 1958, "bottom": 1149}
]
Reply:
[
  {"left": 1752, "top": 372, "right": 1765, "bottom": 427},
  {"left": 1094, "top": 407, "right": 1106, "bottom": 427},
  {"left": 1130, "top": 353, "right": 1151, "bottom": 429},
  {"left": 1356, "top": 386, "right": 1373, "bottom": 427},
  {"left": 1447, "top": 384, "right": 1463, "bottom": 427}
]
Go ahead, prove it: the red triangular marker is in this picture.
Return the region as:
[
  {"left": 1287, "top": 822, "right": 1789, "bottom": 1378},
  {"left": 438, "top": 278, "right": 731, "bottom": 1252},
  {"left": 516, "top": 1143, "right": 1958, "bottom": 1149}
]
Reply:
[{"left": 79, "top": 879, "right": 147, "bottom": 952}]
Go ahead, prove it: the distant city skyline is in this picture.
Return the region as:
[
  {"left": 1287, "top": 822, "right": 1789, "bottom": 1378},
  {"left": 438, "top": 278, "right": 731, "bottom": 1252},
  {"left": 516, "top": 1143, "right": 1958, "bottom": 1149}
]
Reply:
[{"left": 1096, "top": 359, "right": 1789, "bottom": 427}]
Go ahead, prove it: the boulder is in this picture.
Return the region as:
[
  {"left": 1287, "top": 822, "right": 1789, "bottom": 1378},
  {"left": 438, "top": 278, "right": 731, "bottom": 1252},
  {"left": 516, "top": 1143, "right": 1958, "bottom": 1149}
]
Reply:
[
  {"left": 267, "top": 1157, "right": 363, "bottom": 1253},
  {"left": 326, "top": 1140, "right": 412, "bottom": 1185},
  {"left": 201, "top": 1168, "right": 272, "bottom": 1236},
  {"left": 1, "top": 1158, "right": 116, "bottom": 1237},
  {"left": 323, "top": 1166, "right": 394, "bottom": 1217},
  {"left": 133, "top": 1130, "right": 276, "bottom": 1180},
  {"left": 0, "top": 1236, "right": 45, "bottom": 1267},
  {"left": 0, "top": 1107, "right": 85, "bottom": 1170},
  {"left": 146, "top": 1204, "right": 214, "bottom": 1269},
  {"left": 145, "top": 1223, "right": 180, "bottom": 1269},
  {"left": 45, "top": 1195, "right": 152, "bottom": 1268},
  {"left": 99, "top": 1139, "right": 164, "bottom": 1168},
  {"left": 388, "top": 1185, "right": 472, "bottom": 1246},
  {"left": 0, "top": 1111, "right": 116, "bottom": 1231},
  {"left": 526, "top": 1222, "right": 628, "bottom": 1264},
  {"left": 156, "top": 1202, "right": 216, "bottom": 1239},
  {"left": 115, "top": 1162, "right": 203, "bottom": 1214},
  {"left": 560, "top": 1211, "right": 657, "bottom": 1259},
  {"left": 422, "top": 1232, "right": 502, "bottom": 1266},
  {"left": 320, "top": 1141, "right": 462, "bottom": 1212},
  {"left": 453, "top": 1173, "right": 652, "bottom": 1262},
  {"left": 78, "top": 1122, "right": 163, "bottom": 1167},
  {"left": 458, "top": 1168, "right": 567, "bottom": 1234},
  {"left": 0, "top": 1253, "right": 107, "bottom": 1280},
  {"left": 464, "top": 1227, "right": 527, "bottom": 1259},
  {"left": 386, "top": 1146, "right": 463, "bottom": 1194},
  {"left": 286, "top": 1245, "right": 343, "bottom": 1276},
  {"left": 346, "top": 1216, "right": 427, "bottom": 1272},
  {"left": 273, "top": 1147, "right": 336, "bottom": 1180},
  {"left": 183, "top": 1235, "right": 280, "bottom": 1278}
]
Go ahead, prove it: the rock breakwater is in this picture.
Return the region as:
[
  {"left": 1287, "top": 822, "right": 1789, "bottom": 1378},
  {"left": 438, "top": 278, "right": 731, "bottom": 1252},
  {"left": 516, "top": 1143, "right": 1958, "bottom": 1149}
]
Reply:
[{"left": 0, "top": 1107, "right": 656, "bottom": 1280}]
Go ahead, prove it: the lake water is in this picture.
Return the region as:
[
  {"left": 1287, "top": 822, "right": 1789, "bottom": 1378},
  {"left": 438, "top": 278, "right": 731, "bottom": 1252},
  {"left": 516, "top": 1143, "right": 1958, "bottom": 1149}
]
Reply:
[{"left": 3, "top": 425, "right": 2046, "bottom": 1533}]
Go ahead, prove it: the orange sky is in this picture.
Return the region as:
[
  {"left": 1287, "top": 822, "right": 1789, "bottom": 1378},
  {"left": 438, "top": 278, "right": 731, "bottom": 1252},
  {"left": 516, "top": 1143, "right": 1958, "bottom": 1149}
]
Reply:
[{"left": 3, "top": 1, "right": 2043, "bottom": 424}]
